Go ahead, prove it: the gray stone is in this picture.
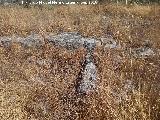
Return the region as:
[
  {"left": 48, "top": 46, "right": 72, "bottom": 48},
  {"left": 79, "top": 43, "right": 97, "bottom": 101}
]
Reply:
[
  {"left": 46, "top": 32, "right": 84, "bottom": 50},
  {"left": 20, "top": 34, "right": 45, "bottom": 47},
  {"left": 101, "top": 37, "right": 118, "bottom": 49},
  {"left": 83, "top": 38, "right": 96, "bottom": 52},
  {"left": 0, "top": 36, "right": 12, "bottom": 47},
  {"left": 143, "top": 40, "right": 153, "bottom": 47},
  {"left": 0, "top": 34, "right": 45, "bottom": 48},
  {"left": 77, "top": 53, "right": 97, "bottom": 94},
  {"left": 132, "top": 47, "right": 155, "bottom": 58},
  {"left": 46, "top": 32, "right": 98, "bottom": 51}
]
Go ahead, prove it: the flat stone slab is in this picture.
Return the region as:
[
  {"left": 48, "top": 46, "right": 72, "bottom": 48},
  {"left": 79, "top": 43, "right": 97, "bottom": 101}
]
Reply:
[
  {"left": 0, "top": 32, "right": 158, "bottom": 59},
  {"left": 46, "top": 32, "right": 98, "bottom": 51},
  {"left": 46, "top": 32, "right": 84, "bottom": 50},
  {"left": 0, "top": 34, "right": 45, "bottom": 48},
  {"left": 132, "top": 47, "right": 155, "bottom": 58},
  {"left": 0, "top": 32, "right": 120, "bottom": 51},
  {"left": 20, "top": 34, "right": 45, "bottom": 47},
  {"left": 0, "top": 36, "right": 12, "bottom": 47},
  {"left": 76, "top": 53, "right": 97, "bottom": 95}
]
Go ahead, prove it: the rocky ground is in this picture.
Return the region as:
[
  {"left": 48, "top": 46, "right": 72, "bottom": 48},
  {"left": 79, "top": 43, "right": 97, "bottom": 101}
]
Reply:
[
  {"left": 0, "top": 32, "right": 158, "bottom": 56},
  {"left": 0, "top": 32, "right": 160, "bottom": 119}
]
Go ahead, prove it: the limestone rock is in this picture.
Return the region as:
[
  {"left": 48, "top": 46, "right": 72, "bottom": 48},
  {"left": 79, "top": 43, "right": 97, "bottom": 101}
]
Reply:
[
  {"left": 77, "top": 53, "right": 97, "bottom": 95},
  {"left": 0, "top": 34, "right": 45, "bottom": 48},
  {"left": 83, "top": 38, "right": 96, "bottom": 52},
  {"left": 46, "top": 32, "right": 84, "bottom": 50},
  {"left": 46, "top": 32, "right": 99, "bottom": 51},
  {"left": 20, "top": 34, "right": 45, "bottom": 47},
  {"left": 101, "top": 37, "right": 119, "bottom": 49},
  {"left": 0, "top": 36, "right": 12, "bottom": 47},
  {"left": 132, "top": 47, "right": 155, "bottom": 58}
]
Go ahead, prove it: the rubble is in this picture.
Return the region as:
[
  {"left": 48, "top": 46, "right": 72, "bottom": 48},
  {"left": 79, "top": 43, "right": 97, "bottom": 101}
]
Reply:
[
  {"left": 101, "top": 37, "right": 120, "bottom": 49},
  {"left": 132, "top": 47, "right": 155, "bottom": 58}
]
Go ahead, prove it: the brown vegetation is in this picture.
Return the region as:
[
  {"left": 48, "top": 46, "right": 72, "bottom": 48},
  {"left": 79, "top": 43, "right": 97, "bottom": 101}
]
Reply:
[{"left": 0, "top": 4, "right": 160, "bottom": 120}]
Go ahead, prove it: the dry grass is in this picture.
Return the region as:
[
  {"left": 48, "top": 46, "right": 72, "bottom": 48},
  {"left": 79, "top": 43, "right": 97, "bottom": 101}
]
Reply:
[
  {"left": 0, "top": 4, "right": 160, "bottom": 120},
  {"left": 0, "top": 4, "right": 159, "bottom": 43}
]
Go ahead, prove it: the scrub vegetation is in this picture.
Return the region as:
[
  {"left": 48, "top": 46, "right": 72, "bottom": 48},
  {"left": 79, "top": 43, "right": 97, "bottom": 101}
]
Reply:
[{"left": 0, "top": 3, "right": 160, "bottom": 120}]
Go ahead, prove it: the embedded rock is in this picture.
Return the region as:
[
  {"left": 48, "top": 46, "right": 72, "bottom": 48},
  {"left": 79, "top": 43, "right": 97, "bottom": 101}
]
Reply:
[
  {"left": 20, "top": 34, "right": 45, "bottom": 47},
  {"left": 101, "top": 37, "right": 119, "bottom": 49},
  {"left": 0, "top": 34, "right": 45, "bottom": 48},
  {"left": 132, "top": 47, "right": 155, "bottom": 58},
  {"left": 76, "top": 53, "right": 97, "bottom": 95},
  {"left": 83, "top": 38, "right": 96, "bottom": 52},
  {"left": 46, "top": 32, "right": 85, "bottom": 50},
  {"left": 46, "top": 32, "right": 99, "bottom": 51},
  {"left": 0, "top": 36, "right": 12, "bottom": 47}
]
